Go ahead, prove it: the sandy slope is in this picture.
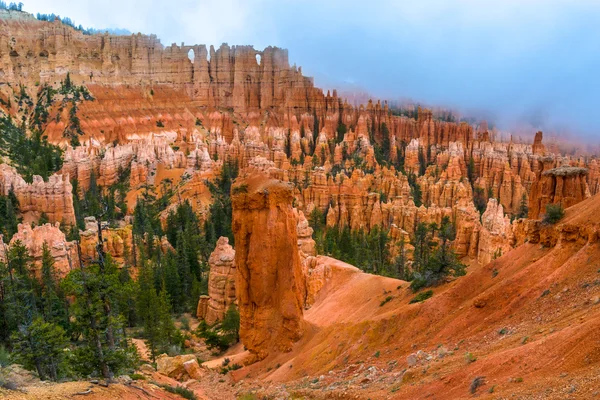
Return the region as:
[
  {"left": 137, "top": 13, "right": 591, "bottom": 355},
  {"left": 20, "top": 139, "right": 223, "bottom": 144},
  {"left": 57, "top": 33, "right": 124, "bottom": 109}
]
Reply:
[{"left": 231, "top": 195, "right": 600, "bottom": 399}]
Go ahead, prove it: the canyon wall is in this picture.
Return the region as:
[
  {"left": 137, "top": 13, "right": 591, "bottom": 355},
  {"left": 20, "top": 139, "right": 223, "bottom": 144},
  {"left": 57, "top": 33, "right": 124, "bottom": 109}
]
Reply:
[{"left": 0, "top": 15, "right": 323, "bottom": 114}]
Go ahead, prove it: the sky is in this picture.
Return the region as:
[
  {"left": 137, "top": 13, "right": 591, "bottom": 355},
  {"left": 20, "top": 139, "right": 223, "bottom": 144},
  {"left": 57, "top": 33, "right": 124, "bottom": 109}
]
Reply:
[{"left": 22, "top": 0, "right": 600, "bottom": 138}]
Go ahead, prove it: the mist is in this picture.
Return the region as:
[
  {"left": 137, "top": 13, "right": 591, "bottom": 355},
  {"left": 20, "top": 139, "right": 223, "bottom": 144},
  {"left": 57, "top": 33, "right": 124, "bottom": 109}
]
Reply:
[{"left": 22, "top": 0, "right": 600, "bottom": 139}]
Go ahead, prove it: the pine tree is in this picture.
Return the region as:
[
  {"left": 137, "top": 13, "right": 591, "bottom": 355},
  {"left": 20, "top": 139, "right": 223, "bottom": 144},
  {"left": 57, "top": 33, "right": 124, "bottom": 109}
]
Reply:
[
  {"left": 40, "top": 243, "right": 69, "bottom": 331},
  {"left": 62, "top": 248, "right": 137, "bottom": 378},
  {"left": 517, "top": 194, "right": 528, "bottom": 219},
  {"left": 221, "top": 304, "right": 240, "bottom": 343},
  {"left": 136, "top": 262, "right": 176, "bottom": 361},
  {"left": 11, "top": 317, "right": 67, "bottom": 381}
]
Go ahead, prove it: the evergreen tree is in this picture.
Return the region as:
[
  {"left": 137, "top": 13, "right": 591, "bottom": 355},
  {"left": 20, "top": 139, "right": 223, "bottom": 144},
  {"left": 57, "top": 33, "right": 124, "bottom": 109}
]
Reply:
[
  {"left": 418, "top": 147, "right": 427, "bottom": 176},
  {"left": 11, "top": 317, "right": 67, "bottom": 381},
  {"left": 467, "top": 157, "right": 476, "bottom": 185},
  {"left": 136, "top": 262, "right": 177, "bottom": 361},
  {"left": 517, "top": 194, "right": 529, "bottom": 219},
  {"left": 40, "top": 243, "right": 69, "bottom": 331},
  {"left": 221, "top": 304, "right": 240, "bottom": 343},
  {"left": 0, "top": 191, "right": 20, "bottom": 239},
  {"left": 62, "top": 251, "right": 137, "bottom": 378},
  {"left": 407, "top": 173, "right": 422, "bottom": 207}
]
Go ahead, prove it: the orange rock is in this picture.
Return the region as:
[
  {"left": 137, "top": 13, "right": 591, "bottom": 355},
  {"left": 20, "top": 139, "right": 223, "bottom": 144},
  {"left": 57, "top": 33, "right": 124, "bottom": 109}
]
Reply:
[
  {"left": 529, "top": 163, "right": 590, "bottom": 219},
  {"left": 204, "top": 237, "right": 237, "bottom": 325},
  {"left": 156, "top": 354, "right": 197, "bottom": 380},
  {"left": 3, "top": 223, "right": 76, "bottom": 278},
  {"left": 0, "top": 165, "right": 76, "bottom": 225},
  {"left": 182, "top": 359, "right": 205, "bottom": 380},
  {"left": 231, "top": 173, "right": 305, "bottom": 361}
]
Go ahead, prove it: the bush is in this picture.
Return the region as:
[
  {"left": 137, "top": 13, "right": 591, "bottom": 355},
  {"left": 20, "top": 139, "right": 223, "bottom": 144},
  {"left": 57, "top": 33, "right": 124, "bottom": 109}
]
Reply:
[
  {"left": 232, "top": 184, "right": 248, "bottom": 195},
  {"left": 156, "top": 383, "right": 197, "bottom": 400},
  {"left": 543, "top": 204, "right": 565, "bottom": 224},
  {"left": 380, "top": 296, "right": 393, "bottom": 307},
  {"left": 179, "top": 316, "right": 190, "bottom": 331},
  {"left": 409, "top": 290, "right": 433, "bottom": 304},
  {"left": 0, "top": 346, "right": 10, "bottom": 368},
  {"left": 470, "top": 376, "right": 485, "bottom": 394}
]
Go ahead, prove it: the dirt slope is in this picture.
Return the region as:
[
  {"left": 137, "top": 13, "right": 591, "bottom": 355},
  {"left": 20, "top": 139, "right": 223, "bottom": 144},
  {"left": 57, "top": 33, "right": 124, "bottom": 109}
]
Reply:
[{"left": 232, "top": 195, "right": 600, "bottom": 399}]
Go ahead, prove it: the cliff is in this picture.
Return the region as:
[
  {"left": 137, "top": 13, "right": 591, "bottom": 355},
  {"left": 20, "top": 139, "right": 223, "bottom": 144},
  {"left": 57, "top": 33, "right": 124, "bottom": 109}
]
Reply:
[{"left": 528, "top": 163, "right": 590, "bottom": 219}]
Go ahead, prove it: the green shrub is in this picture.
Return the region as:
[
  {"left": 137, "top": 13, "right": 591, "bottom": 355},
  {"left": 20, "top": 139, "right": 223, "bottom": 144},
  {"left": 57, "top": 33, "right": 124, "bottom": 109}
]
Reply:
[
  {"left": 409, "top": 290, "right": 433, "bottom": 304},
  {"left": 470, "top": 376, "right": 485, "bottom": 394},
  {"left": 156, "top": 383, "right": 197, "bottom": 400},
  {"left": 0, "top": 346, "right": 11, "bottom": 367},
  {"left": 380, "top": 296, "right": 393, "bottom": 307},
  {"left": 543, "top": 204, "right": 565, "bottom": 224},
  {"left": 130, "top": 373, "right": 146, "bottom": 380},
  {"left": 464, "top": 352, "right": 477, "bottom": 363},
  {"left": 232, "top": 184, "right": 248, "bottom": 195}
]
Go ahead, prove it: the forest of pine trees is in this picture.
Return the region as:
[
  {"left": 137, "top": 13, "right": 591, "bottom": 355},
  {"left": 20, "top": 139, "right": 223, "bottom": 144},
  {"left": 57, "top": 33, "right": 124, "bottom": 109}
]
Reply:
[{"left": 0, "top": 160, "right": 243, "bottom": 381}]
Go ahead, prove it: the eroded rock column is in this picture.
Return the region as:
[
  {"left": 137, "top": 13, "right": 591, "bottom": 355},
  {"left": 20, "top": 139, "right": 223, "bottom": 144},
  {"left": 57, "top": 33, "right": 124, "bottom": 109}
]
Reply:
[
  {"left": 231, "top": 174, "right": 305, "bottom": 361},
  {"left": 204, "top": 237, "right": 236, "bottom": 325}
]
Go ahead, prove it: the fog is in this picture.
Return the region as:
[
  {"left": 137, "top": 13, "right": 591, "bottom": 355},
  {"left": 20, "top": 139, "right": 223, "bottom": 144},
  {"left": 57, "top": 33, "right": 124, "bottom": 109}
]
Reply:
[{"left": 22, "top": 0, "right": 600, "bottom": 138}]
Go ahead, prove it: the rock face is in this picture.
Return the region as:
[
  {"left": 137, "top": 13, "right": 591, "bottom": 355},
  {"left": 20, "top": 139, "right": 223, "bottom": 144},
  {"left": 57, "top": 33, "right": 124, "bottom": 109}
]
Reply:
[
  {"left": 2, "top": 223, "right": 76, "bottom": 278},
  {"left": 0, "top": 165, "right": 76, "bottom": 225},
  {"left": 477, "top": 199, "right": 513, "bottom": 265},
  {"left": 231, "top": 173, "right": 305, "bottom": 361},
  {"left": 0, "top": 16, "right": 320, "bottom": 114},
  {"left": 528, "top": 164, "right": 590, "bottom": 219},
  {"left": 203, "top": 237, "right": 236, "bottom": 325},
  {"left": 79, "top": 218, "right": 133, "bottom": 265}
]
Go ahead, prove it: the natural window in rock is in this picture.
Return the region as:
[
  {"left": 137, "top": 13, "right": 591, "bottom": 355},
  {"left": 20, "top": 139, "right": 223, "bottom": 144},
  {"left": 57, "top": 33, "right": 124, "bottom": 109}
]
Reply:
[{"left": 188, "top": 49, "right": 195, "bottom": 63}]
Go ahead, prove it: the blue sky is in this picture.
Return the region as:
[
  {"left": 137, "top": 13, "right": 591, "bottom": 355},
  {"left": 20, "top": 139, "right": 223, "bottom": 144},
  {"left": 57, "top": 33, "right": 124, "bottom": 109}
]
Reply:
[{"left": 22, "top": 0, "right": 600, "bottom": 137}]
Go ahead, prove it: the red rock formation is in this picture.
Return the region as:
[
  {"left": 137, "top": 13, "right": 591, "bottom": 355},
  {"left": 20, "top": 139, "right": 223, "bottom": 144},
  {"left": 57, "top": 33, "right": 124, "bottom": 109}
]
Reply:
[
  {"left": 2, "top": 223, "right": 76, "bottom": 278},
  {"left": 231, "top": 173, "right": 305, "bottom": 361},
  {"left": 78, "top": 217, "right": 134, "bottom": 265},
  {"left": 532, "top": 131, "right": 546, "bottom": 155},
  {"left": 477, "top": 199, "right": 513, "bottom": 265},
  {"left": 0, "top": 165, "right": 76, "bottom": 225},
  {"left": 528, "top": 163, "right": 590, "bottom": 219},
  {"left": 203, "top": 237, "right": 236, "bottom": 325}
]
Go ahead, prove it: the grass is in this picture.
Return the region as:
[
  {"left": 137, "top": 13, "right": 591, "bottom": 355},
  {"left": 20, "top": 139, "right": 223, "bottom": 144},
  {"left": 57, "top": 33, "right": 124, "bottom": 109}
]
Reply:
[
  {"left": 130, "top": 373, "right": 146, "bottom": 381},
  {"left": 409, "top": 290, "right": 433, "bottom": 304}
]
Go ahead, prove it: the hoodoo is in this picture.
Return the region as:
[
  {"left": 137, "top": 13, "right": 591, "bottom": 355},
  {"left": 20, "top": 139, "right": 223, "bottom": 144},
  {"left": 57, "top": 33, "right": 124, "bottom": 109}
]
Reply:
[{"left": 231, "top": 173, "right": 305, "bottom": 361}]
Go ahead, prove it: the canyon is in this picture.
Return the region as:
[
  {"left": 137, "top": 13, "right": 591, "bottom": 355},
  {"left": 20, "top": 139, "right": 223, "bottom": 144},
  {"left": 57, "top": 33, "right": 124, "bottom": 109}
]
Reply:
[{"left": 0, "top": 9, "right": 599, "bottom": 400}]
